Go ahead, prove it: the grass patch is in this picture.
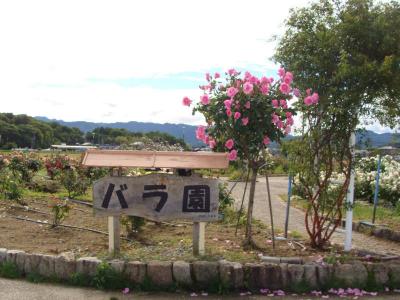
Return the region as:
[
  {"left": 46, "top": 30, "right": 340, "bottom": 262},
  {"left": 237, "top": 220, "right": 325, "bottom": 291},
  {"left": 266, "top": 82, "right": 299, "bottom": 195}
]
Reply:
[
  {"left": 0, "top": 261, "right": 21, "bottom": 279},
  {"left": 279, "top": 194, "right": 400, "bottom": 231}
]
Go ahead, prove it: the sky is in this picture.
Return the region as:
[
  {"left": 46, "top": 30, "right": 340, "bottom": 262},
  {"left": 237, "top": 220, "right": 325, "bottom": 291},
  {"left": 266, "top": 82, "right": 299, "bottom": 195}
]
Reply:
[{"left": 0, "top": 0, "right": 394, "bottom": 133}]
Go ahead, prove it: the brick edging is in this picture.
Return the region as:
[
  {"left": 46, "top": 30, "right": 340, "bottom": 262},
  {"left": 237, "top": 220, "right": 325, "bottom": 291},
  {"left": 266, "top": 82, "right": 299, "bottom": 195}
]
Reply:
[{"left": 0, "top": 248, "right": 400, "bottom": 292}]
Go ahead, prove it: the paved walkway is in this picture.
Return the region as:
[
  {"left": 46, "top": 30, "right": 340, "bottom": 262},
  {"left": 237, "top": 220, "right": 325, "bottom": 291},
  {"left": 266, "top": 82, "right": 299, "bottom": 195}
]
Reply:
[
  {"left": 1, "top": 278, "right": 399, "bottom": 300},
  {"left": 227, "top": 176, "right": 400, "bottom": 255}
]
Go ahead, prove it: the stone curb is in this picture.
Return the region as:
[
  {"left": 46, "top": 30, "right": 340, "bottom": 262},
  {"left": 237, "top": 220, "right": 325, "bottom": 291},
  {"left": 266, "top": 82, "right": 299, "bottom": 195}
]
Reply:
[
  {"left": 338, "top": 220, "right": 400, "bottom": 243},
  {"left": 0, "top": 248, "right": 399, "bottom": 292}
]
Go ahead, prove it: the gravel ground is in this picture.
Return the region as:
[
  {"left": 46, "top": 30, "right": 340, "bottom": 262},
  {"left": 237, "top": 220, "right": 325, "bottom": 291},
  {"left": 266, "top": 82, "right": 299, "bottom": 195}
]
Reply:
[{"left": 227, "top": 176, "right": 400, "bottom": 256}]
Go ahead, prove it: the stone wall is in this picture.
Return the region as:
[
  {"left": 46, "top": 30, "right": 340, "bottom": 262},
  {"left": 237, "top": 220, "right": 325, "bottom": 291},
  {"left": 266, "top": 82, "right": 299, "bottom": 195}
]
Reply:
[{"left": 0, "top": 247, "right": 400, "bottom": 292}]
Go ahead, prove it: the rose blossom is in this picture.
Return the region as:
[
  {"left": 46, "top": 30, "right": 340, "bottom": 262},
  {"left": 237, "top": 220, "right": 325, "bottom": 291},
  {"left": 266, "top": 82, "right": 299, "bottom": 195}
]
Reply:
[
  {"left": 243, "top": 82, "right": 253, "bottom": 95},
  {"left": 200, "top": 94, "right": 210, "bottom": 105},
  {"left": 234, "top": 112, "right": 241, "bottom": 120},
  {"left": 228, "top": 149, "right": 237, "bottom": 161},
  {"left": 242, "top": 117, "right": 249, "bottom": 126},
  {"left": 225, "top": 139, "right": 234, "bottom": 150},
  {"left": 279, "top": 82, "right": 290, "bottom": 94},
  {"left": 227, "top": 87, "right": 239, "bottom": 98},
  {"left": 182, "top": 96, "right": 192, "bottom": 106}
]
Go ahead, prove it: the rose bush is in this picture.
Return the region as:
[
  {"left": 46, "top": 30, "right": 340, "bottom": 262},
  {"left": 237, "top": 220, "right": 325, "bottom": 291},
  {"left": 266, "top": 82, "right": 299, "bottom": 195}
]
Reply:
[
  {"left": 182, "top": 67, "right": 318, "bottom": 245},
  {"left": 183, "top": 68, "right": 318, "bottom": 162}
]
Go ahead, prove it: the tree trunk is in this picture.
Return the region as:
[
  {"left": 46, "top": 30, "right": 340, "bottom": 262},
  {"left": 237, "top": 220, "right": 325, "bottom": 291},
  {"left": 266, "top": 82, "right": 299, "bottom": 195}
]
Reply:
[{"left": 244, "top": 166, "right": 258, "bottom": 245}]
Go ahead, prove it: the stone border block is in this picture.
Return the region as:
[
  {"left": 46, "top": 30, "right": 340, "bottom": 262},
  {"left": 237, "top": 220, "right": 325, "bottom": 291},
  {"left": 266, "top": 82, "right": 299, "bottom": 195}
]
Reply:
[
  {"left": 147, "top": 261, "right": 173, "bottom": 288},
  {"left": 55, "top": 253, "right": 76, "bottom": 280},
  {"left": 193, "top": 261, "right": 219, "bottom": 289},
  {"left": 24, "top": 253, "right": 42, "bottom": 274},
  {"left": 76, "top": 257, "right": 101, "bottom": 277},
  {"left": 219, "top": 261, "right": 243, "bottom": 290},
  {"left": 173, "top": 261, "right": 193, "bottom": 287},
  {"left": 126, "top": 261, "right": 146, "bottom": 285},
  {"left": 38, "top": 255, "right": 56, "bottom": 277}
]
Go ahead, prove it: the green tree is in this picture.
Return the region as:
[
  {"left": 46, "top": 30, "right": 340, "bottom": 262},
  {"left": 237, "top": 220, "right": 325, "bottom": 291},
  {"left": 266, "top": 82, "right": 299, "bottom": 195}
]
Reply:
[{"left": 274, "top": 0, "right": 400, "bottom": 248}]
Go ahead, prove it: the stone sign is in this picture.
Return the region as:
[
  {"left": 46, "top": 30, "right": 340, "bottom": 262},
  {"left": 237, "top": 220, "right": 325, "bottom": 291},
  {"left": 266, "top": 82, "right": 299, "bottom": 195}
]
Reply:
[{"left": 93, "top": 174, "right": 219, "bottom": 222}]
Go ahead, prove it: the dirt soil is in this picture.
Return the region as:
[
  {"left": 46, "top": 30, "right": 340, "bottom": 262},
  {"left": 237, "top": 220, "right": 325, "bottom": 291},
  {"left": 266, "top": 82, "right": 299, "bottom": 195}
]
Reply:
[{"left": 0, "top": 194, "right": 334, "bottom": 262}]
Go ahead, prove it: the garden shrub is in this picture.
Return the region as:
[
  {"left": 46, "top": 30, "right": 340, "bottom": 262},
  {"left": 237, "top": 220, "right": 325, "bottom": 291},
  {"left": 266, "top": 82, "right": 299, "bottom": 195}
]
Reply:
[
  {"left": 92, "top": 262, "right": 131, "bottom": 290},
  {"left": 32, "top": 177, "right": 61, "bottom": 193},
  {"left": 59, "top": 167, "right": 89, "bottom": 198},
  {"left": 0, "top": 261, "right": 21, "bottom": 279}
]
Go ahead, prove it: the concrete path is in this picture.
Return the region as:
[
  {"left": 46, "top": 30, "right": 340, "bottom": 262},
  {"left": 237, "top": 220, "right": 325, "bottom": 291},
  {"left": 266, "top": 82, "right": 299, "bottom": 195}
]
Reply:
[
  {"left": 228, "top": 176, "right": 400, "bottom": 255},
  {"left": 1, "top": 277, "right": 399, "bottom": 300}
]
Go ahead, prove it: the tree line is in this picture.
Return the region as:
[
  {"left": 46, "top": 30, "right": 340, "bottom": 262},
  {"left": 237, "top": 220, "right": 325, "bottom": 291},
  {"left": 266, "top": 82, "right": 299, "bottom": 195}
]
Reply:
[{"left": 0, "top": 113, "right": 187, "bottom": 150}]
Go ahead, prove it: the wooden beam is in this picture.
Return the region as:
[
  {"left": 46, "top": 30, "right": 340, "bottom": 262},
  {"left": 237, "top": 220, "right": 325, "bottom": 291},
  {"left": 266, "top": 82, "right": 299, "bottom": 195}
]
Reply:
[{"left": 82, "top": 150, "right": 229, "bottom": 169}]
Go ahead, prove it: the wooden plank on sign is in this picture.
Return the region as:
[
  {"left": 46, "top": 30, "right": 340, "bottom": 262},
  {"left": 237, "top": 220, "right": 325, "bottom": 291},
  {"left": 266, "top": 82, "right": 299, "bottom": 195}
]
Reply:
[
  {"left": 93, "top": 174, "right": 219, "bottom": 222},
  {"left": 82, "top": 150, "right": 229, "bottom": 169}
]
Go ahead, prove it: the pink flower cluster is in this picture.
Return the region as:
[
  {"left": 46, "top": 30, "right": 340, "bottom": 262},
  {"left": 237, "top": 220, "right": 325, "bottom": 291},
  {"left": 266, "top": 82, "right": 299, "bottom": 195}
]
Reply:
[
  {"left": 304, "top": 88, "right": 319, "bottom": 106},
  {"left": 183, "top": 67, "right": 320, "bottom": 162}
]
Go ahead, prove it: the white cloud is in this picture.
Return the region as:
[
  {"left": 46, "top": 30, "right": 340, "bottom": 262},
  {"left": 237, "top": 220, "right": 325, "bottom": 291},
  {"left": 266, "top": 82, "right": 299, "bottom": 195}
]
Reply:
[
  {"left": 0, "top": 0, "right": 310, "bottom": 123},
  {"left": 1, "top": 0, "right": 393, "bottom": 134}
]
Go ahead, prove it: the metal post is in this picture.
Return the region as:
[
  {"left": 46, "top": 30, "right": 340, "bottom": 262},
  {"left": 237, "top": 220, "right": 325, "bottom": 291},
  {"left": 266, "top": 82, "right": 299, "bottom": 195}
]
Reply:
[
  {"left": 344, "top": 132, "right": 356, "bottom": 252},
  {"left": 284, "top": 175, "right": 293, "bottom": 238},
  {"left": 372, "top": 154, "right": 382, "bottom": 224},
  {"left": 108, "top": 168, "right": 121, "bottom": 255}
]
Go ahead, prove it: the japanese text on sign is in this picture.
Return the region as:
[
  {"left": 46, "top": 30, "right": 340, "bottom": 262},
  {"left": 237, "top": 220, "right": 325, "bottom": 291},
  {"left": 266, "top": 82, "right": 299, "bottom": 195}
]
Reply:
[{"left": 93, "top": 174, "right": 219, "bottom": 222}]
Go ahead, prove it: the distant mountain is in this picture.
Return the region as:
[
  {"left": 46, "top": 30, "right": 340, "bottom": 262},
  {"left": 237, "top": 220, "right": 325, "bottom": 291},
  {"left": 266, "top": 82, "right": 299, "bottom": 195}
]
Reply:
[
  {"left": 356, "top": 130, "right": 400, "bottom": 148},
  {"left": 35, "top": 116, "right": 399, "bottom": 148},
  {"left": 35, "top": 116, "right": 200, "bottom": 146}
]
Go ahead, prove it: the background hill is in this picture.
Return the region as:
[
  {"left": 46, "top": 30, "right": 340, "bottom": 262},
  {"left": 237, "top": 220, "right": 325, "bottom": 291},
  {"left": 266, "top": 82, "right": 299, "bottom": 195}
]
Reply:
[
  {"left": 36, "top": 116, "right": 399, "bottom": 149},
  {"left": 36, "top": 116, "right": 200, "bottom": 146}
]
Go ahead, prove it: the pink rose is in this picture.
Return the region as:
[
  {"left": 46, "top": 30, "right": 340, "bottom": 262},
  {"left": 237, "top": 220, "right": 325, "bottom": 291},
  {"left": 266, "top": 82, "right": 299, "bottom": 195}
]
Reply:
[
  {"left": 205, "top": 73, "right": 211, "bottom": 81},
  {"left": 243, "top": 82, "right": 253, "bottom": 95},
  {"left": 196, "top": 126, "right": 206, "bottom": 141},
  {"left": 279, "top": 83, "right": 290, "bottom": 94},
  {"left": 249, "top": 76, "right": 259, "bottom": 84},
  {"left": 226, "top": 109, "right": 232, "bottom": 117},
  {"left": 260, "top": 76, "right": 270, "bottom": 84},
  {"left": 224, "top": 99, "right": 232, "bottom": 109},
  {"left": 263, "top": 136, "right": 270, "bottom": 145},
  {"left": 242, "top": 117, "right": 249, "bottom": 126},
  {"left": 306, "top": 88, "right": 311, "bottom": 96},
  {"left": 311, "top": 92, "right": 319, "bottom": 104},
  {"left": 209, "top": 139, "right": 216, "bottom": 149},
  {"left": 260, "top": 84, "right": 269, "bottom": 95},
  {"left": 286, "top": 116, "right": 294, "bottom": 126},
  {"left": 286, "top": 111, "right": 292, "bottom": 118},
  {"left": 293, "top": 88, "right": 301, "bottom": 97},
  {"left": 214, "top": 72, "right": 220, "bottom": 79},
  {"left": 182, "top": 96, "right": 192, "bottom": 106},
  {"left": 228, "top": 149, "right": 237, "bottom": 161},
  {"left": 280, "top": 99, "right": 288, "bottom": 109},
  {"left": 272, "top": 99, "right": 279, "bottom": 108},
  {"left": 228, "top": 68, "right": 238, "bottom": 76},
  {"left": 277, "top": 120, "right": 284, "bottom": 129},
  {"left": 225, "top": 139, "right": 234, "bottom": 150},
  {"left": 304, "top": 96, "right": 313, "bottom": 106},
  {"left": 278, "top": 67, "right": 285, "bottom": 78},
  {"left": 284, "top": 72, "right": 293, "bottom": 84},
  {"left": 245, "top": 101, "right": 251, "bottom": 109},
  {"left": 271, "top": 113, "right": 279, "bottom": 124},
  {"left": 234, "top": 112, "right": 241, "bottom": 120},
  {"left": 200, "top": 94, "right": 210, "bottom": 105},
  {"left": 244, "top": 71, "right": 252, "bottom": 81},
  {"left": 227, "top": 87, "right": 239, "bottom": 98}
]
